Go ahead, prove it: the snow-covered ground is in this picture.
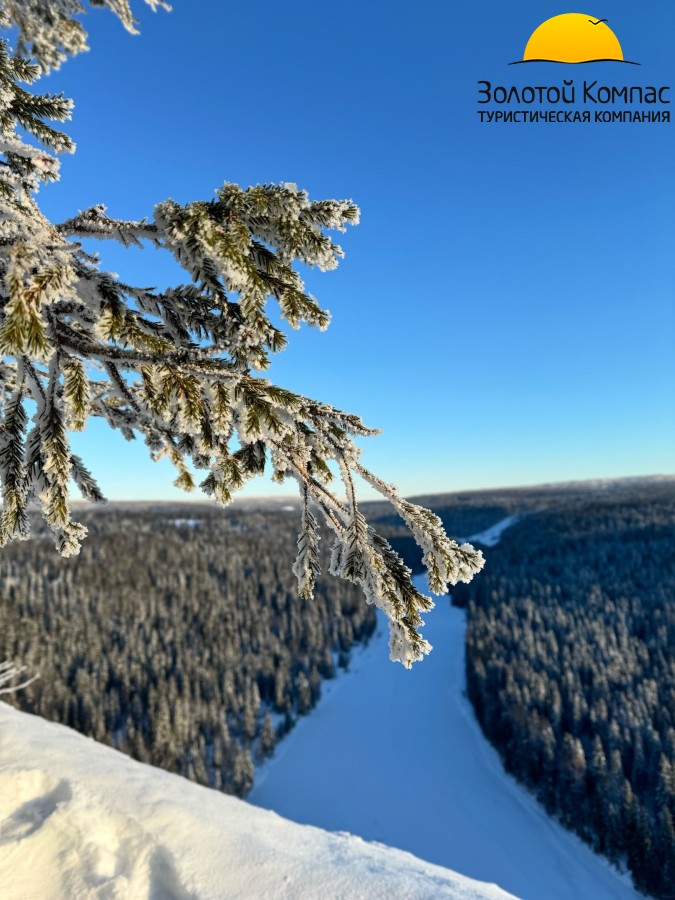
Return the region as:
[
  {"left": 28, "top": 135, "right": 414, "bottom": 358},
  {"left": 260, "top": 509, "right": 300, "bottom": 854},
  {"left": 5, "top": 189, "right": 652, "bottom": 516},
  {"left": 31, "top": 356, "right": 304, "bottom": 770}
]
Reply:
[
  {"left": 0, "top": 703, "right": 515, "bottom": 900},
  {"left": 250, "top": 571, "right": 639, "bottom": 900}
]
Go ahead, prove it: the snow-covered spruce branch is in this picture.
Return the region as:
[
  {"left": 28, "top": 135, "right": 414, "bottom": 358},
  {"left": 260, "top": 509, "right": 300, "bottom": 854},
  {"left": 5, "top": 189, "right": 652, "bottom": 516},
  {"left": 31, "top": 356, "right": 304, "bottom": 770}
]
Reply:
[
  {"left": 4, "top": 0, "right": 170, "bottom": 74},
  {"left": 0, "top": 14, "right": 485, "bottom": 665}
]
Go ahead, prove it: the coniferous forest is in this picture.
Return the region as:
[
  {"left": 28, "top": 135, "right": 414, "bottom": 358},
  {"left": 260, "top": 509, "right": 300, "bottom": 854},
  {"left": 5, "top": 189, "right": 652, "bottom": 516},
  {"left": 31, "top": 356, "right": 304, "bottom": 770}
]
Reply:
[
  {"left": 450, "top": 479, "right": 675, "bottom": 899},
  {"left": 0, "top": 477, "right": 673, "bottom": 899},
  {"left": 0, "top": 502, "right": 376, "bottom": 797}
]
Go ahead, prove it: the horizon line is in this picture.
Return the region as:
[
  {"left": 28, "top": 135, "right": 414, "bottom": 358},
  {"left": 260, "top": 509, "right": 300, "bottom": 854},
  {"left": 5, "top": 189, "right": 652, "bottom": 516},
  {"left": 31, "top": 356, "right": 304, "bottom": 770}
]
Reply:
[{"left": 55, "top": 473, "right": 675, "bottom": 506}]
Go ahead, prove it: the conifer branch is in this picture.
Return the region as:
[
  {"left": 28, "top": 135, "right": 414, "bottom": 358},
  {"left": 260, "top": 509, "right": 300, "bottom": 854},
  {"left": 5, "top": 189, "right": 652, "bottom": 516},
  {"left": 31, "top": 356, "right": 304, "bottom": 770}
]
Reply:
[
  {"left": 0, "top": 9, "right": 485, "bottom": 665},
  {"left": 3, "top": 1, "right": 170, "bottom": 73}
]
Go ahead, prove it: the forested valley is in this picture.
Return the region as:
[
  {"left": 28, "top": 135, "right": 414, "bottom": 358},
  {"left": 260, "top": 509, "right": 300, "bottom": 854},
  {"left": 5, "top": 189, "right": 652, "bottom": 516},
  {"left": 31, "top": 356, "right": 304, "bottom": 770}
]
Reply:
[
  {"left": 0, "top": 478, "right": 673, "bottom": 900},
  {"left": 450, "top": 479, "right": 675, "bottom": 899}
]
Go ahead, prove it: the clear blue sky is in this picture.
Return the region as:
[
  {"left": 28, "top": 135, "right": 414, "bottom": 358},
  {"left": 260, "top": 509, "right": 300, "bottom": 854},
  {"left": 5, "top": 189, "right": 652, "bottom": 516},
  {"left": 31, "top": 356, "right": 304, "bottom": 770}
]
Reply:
[{"left": 35, "top": 0, "right": 674, "bottom": 500}]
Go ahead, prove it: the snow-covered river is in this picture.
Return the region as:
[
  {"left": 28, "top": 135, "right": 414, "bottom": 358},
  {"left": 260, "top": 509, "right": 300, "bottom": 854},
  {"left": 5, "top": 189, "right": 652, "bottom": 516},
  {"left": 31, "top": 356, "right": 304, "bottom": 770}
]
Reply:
[{"left": 250, "top": 570, "right": 639, "bottom": 900}]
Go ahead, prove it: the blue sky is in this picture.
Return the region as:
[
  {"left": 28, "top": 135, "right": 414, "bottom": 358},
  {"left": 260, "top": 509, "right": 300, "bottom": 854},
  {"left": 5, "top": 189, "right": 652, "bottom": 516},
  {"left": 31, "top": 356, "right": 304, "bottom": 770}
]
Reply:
[{"left": 34, "top": 0, "right": 675, "bottom": 500}]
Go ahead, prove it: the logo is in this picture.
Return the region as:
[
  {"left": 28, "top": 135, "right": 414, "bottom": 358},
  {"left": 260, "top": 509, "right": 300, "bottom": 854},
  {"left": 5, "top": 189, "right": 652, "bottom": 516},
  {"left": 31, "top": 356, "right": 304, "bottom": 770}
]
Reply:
[
  {"left": 475, "top": 11, "right": 670, "bottom": 125},
  {"left": 511, "top": 13, "right": 638, "bottom": 66}
]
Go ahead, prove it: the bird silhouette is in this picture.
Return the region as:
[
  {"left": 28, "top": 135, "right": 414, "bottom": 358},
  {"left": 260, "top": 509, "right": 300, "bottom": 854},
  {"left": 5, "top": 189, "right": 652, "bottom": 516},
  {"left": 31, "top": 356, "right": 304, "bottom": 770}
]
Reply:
[{"left": 589, "top": 18, "right": 608, "bottom": 25}]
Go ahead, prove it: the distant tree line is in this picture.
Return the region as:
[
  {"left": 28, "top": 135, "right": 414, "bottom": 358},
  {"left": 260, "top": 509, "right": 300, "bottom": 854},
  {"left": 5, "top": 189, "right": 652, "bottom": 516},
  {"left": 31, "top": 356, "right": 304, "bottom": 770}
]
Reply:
[
  {"left": 0, "top": 504, "right": 376, "bottom": 796},
  {"left": 453, "top": 483, "right": 675, "bottom": 899}
]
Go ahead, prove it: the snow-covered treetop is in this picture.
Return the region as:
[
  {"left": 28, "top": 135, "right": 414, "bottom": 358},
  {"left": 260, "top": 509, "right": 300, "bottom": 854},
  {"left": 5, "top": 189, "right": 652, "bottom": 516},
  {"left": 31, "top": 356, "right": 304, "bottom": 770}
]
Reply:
[{"left": 0, "top": 1, "right": 484, "bottom": 667}]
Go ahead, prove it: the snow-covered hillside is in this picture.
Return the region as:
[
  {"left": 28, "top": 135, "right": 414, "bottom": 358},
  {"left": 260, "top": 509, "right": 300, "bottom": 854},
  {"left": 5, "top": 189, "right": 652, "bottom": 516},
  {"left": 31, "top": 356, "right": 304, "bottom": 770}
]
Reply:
[
  {"left": 250, "top": 571, "right": 639, "bottom": 900},
  {"left": 0, "top": 702, "right": 515, "bottom": 900}
]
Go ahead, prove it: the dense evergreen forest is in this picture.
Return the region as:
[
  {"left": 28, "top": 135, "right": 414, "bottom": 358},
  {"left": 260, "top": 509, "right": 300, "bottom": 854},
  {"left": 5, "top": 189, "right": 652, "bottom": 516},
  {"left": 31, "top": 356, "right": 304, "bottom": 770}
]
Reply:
[
  {"left": 1, "top": 477, "right": 672, "bottom": 899},
  {"left": 0, "top": 502, "right": 376, "bottom": 796},
  {"left": 451, "top": 479, "right": 675, "bottom": 899}
]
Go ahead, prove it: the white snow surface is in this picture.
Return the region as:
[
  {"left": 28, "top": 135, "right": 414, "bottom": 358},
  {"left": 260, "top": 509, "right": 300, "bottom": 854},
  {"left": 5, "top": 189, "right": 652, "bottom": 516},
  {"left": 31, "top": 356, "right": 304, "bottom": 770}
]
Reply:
[
  {"left": 464, "top": 515, "right": 520, "bottom": 547},
  {"left": 250, "top": 572, "right": 639, "bottom": 900},
  {"left": 0, "top": 703, "right": 514, "bottom": 900}
]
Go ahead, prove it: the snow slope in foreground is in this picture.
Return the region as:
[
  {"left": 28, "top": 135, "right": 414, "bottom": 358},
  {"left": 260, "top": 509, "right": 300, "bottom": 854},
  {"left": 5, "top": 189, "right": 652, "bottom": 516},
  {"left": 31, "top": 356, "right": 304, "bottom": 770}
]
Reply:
[
  {"left": 250, "top": 572, "right": 639, "bottom": 900},
  {"left": 0, "top": 703, "right": 515, "bottom": 900}
]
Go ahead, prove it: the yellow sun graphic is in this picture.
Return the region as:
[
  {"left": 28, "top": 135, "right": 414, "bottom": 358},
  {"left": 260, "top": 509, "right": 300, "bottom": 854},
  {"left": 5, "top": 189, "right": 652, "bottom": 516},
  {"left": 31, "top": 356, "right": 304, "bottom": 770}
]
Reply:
[{"left": 517, "top": 13, "right": 631, "bottom": 64}]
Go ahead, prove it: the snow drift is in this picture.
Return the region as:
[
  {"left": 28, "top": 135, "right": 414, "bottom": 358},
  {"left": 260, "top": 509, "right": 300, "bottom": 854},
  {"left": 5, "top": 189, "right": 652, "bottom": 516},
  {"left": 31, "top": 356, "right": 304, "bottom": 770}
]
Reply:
[{"left": 0, "top": 702, "right": 514, "bottom": 899}]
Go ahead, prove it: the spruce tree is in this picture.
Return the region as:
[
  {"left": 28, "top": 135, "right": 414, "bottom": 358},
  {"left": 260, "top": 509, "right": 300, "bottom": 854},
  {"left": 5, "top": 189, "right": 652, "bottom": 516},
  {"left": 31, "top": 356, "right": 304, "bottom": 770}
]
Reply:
[
  {"left": 0, "top": 1, "right": 484, "bottom": 668},
  {"left": 232, "top": 746, "right": 254, "bottom": 798},
  {"left": 257, "top": 712, "right": 276, "bottom": 762}
]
